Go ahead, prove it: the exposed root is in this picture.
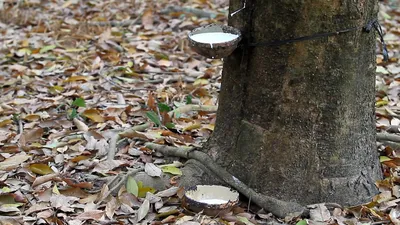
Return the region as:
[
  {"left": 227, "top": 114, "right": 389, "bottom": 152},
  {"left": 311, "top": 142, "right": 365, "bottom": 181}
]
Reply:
[
  {"left": 107, "top": 123, "right": 151, "bottom": 161},
  {"left": 377, "top": 132, "right": 400, "bottom": 143},
  {"left": 168, "top": 105, "right": 218, "bottom": 117},
  {"left": 144, "top": 142, "right": 307, "bottom": 218}
]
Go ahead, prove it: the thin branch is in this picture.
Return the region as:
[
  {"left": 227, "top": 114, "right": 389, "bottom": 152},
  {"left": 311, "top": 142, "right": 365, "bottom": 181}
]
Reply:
[
  {"left": 84, "top": 14, "right": 142, "bottom": 27},
  {"left": 371, "top": 221, "right": 391, "bottom": 225},
  {"left": 99, "top": 72, "right": 152, "bottom": 91}
]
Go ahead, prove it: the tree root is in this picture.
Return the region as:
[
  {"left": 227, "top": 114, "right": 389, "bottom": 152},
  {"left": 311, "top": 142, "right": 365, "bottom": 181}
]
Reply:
[
  {"left": 377, "top": 132, "right": 400, "bottom": 143},
  {"left": 107, "top": 123, "right": 151, "bottom": 160},
  {"left": 144, "top": 142, "right": 307, "bottom": 218},
  {"left": 168, "top": 105, "right": 218, "bottom": 117}
]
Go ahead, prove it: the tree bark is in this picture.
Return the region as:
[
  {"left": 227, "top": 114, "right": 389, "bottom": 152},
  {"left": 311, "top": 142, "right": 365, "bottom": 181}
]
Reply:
[{"left": 206, "top": 0, "right": 382, "bottom": 207}]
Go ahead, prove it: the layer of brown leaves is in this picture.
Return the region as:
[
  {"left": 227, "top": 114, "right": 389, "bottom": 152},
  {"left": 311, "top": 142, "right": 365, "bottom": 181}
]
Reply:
[{"left": 0, "top": 0, "right": 225, "bottom": 224}]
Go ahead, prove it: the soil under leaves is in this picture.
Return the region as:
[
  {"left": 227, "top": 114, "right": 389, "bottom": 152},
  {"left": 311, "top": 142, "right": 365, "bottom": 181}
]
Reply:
[{"left": 0, "top": 0, "right": 399, "bottom": 224}]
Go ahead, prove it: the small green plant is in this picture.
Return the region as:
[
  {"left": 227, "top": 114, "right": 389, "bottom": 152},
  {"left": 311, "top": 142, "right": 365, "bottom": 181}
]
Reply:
[{"left": 68, "top": 97, "right": 86, "bottom": 120}]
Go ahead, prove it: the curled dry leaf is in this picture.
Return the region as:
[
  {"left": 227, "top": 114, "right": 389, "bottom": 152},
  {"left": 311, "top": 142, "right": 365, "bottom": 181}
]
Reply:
[
  {"left": 145, "top": 163, "right": 162, "bottom": 177},
  {"left": 32, "top": 173, "right": 60, "bottom": 187},
  {"left": 137, "top": 199, "right": 150, "bottom": 222},
  {"left": 50, "top": 195, "right": 79, "bottom": 212},
  {"left": 142, "top": 8, "right": 154, "bottom": 30},
  {"left": 106, "top": 197, "right": 119, "bottom": 219},
  {"left": 83, "top": 109, "right": 105, "bottom": 123},
  {"left": 175, "top": 216, "right": 194, "bottom": 225},
  {"left": 308, "top": 204, "right": 331, "bottom": 222},
  {"left": 156, "top": 187, "right": 179, "bottom": 197},
  {"left": 73, "top": 118, "right": 89, "bottom": 131},
  {"left": 145, "top": 192, "right": 162, "bottom": 204},
  {"left": 21, "top": 127, "right": 44, "bottom": 144},
  {"left": 76, "top": 210, "right": 104, "bottom": 220}
]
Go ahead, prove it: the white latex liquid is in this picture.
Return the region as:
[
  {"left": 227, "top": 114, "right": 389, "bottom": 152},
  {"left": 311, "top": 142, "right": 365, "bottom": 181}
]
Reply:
[
  {"left": 199, "top": 199, "right": 228, "bottom": 204},
  {"left": 190, "top": 32, "right": 239, "bottom": 46}
]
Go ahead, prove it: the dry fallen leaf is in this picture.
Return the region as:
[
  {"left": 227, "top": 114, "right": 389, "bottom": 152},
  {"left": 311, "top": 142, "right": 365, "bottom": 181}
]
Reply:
[
  {"left": 142, "top": 8, "right": 154, "bottom": 30},
  {"left": 83, "top": 109, "right": 105, "bottom": 123},
  {"left": 0, "top": 154, "right": 30, "bottom": 170},
  {"left": 76, "top": 210, "right": 104, "bottom": 220},
  {"left": 73, "top": 118, "right": 89, "bottom": 132},
  {"left": 144, "top": 163, "right": 162, "bottom": 177},
  {"left": 29, "top": 163, "right": 54, "bottom": 175},
  {"left": 137, "top": 199, "right": 150, "bottom": 222}
]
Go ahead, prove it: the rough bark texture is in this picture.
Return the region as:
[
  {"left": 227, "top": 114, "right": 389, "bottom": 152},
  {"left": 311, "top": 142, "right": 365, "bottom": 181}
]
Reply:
[{"left": 206, "top": 0, "right": 382, "bottom": 206}]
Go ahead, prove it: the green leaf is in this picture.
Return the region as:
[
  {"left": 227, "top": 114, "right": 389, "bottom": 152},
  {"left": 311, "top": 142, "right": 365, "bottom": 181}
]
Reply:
[
  {"left": 165, "top": 122, "right": 175, "bottom": 129},
  {"left": 29, "top": 163, "right": 54, "bottom": 175},
  {"left": 380, "top": 156, "right": 392, "bottom": 163},
  {"left": 146, "top": 111, "right": 161, "bottom": 126},
  {"left": 237, "top": 216, "right": 255, "bottom": 225},
  {"left": 138, "top": 186, "right": 156, "bottom": 198},
  {"left": 126, "top": 61, "right": 134, "bottom": 67},
  {"left": 158, "top": 103, "right": 171, "bottom": 112},
  {"left": 68, "top": 108, "right": 78, "bottom": 119},
  {"left": 161, "top": 166, "right": 182, "bottom": 176},
  {"left": 17, "top": 48, "right": 31, "bottom": 55},
  {"left": 72, "top": 98, "right": 86, "bottom": 107},
  {"left": 39, "top": 45, "right": 56, "bottom": 53},
  {"left": 126, "top": 176, "right": 139, "bottom": 197},
  {"left": 186, "top": 95, "right": 192, "bottom": 104},
  {"left": 296, "top": 220, "right": 308, "bottom": 225}
]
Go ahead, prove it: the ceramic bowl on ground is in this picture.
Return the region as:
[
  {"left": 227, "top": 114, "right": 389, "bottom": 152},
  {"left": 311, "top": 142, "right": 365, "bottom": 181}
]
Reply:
[
  {"left": 188, "top": 24, "right": 242, "bottom": 59},
  {"left": 182, "top": 185, "right": 239, "bottom": 216}
]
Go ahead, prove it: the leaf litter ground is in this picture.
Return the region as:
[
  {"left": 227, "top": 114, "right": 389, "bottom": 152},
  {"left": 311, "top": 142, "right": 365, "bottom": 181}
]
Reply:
[{"left": 0, "top": 0, "right": 399, "bottom": 224}]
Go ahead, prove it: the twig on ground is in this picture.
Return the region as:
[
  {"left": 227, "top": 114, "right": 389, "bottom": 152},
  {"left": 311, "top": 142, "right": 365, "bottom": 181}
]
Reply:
[
  {"left": 144, "top": 142, "right": 306, "bottom": 218},
  {"left": 377, "top": 133, "right": 400, "bottom": 142},
  {"left": 168, "top": 104, "right": 218, "bottom": 117},
  {"left": 106, "top": 123, "right": 151, "bottom": 160},
  {"left": 135, "top": 71, "right": 188, "bottom": 75},
  {"left": 99, "top": 72, "right": 152, "bottom": 91},
  {"left": 118, "top": 123, "right": 152, "bottom": 137},
  {"left": 84, "top": 14, "right": 142, "bottom": 27},
  {"left": 105, "top": 40, "right": 124, "bottom": 52},
  {"left": 160, "top": 6, "right": 218, "bottom": 18},
  {"left": 142, "top": 76, "right": 196, "bottom": 84},
  {"left": 17, "top": 116, "right": 23, "bottom": 135},
  {"left": 107, "top": 134, "right": 120, "bottom": 161},
  {"left": 371, "top": 220, "right": 391, "bottom": 225}
]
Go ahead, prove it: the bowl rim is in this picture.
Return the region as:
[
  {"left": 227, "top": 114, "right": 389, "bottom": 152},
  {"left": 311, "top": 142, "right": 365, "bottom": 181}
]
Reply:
[
  {"left": 184, "top": 185, "right": 239, "bottom": 204},
  {"left": 187, "top": 24, "right": 242, "bottom": 47}
]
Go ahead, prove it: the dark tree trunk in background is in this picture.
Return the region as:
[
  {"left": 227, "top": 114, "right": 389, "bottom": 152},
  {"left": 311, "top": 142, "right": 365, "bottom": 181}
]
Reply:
[{"left": 207, "top": 0, "right": 382, "bottom": 207}]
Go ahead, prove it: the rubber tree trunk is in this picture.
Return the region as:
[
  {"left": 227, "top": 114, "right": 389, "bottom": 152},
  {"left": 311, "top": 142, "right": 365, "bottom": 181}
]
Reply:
[{"left": 207, "top": 0, "right": 382, "bottom": 206}]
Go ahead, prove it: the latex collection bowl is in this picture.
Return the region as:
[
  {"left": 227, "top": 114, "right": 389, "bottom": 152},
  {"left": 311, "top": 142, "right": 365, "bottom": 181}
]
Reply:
[
  {"left": 188, "top": 24, "right": 242, "bottom": 59},
  {"left": 182, "top": 185, "right": 239, "bottom": 216}
]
